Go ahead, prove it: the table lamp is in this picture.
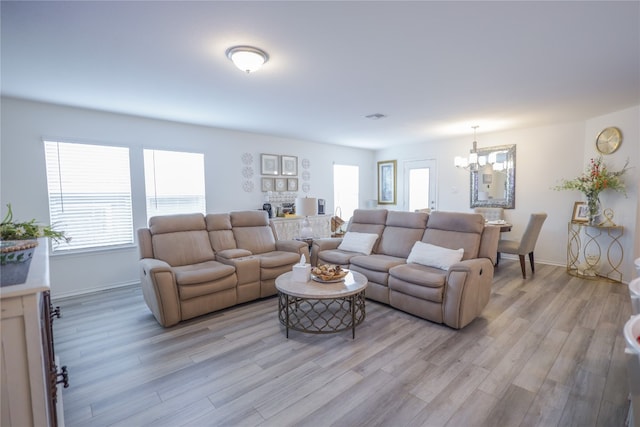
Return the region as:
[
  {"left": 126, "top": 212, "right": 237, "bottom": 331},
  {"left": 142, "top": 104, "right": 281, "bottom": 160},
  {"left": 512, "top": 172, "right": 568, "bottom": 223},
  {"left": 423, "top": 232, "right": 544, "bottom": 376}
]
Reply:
[{"left": 295, "top": 197, "right": 317, "bottom": 238}]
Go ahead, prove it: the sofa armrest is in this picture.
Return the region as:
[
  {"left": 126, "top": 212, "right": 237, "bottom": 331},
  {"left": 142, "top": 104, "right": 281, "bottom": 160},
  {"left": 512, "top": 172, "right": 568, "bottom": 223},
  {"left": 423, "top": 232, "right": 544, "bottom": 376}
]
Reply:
[
  {"left": 443, "top": 258, "right": 494, "bottom": 329},
  {"left": 217, "top": 248, "right": 253, "bottom": 259},
  {"left": 139, "top": 258, "right": 181, "bottom": 327},
  {"left": 275, "top": 240, "right": 310, "bottom": 263},
  {"left": 215, "top": 254, "right": 260, "bottom": 286},
  {"left": 310, "top": 238, "right": 343, "bottom": 266}
]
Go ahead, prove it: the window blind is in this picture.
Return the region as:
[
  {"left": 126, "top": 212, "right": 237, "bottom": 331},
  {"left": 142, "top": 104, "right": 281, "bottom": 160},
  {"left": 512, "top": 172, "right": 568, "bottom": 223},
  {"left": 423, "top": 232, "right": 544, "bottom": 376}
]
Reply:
[
  {"left": 44, "top": 141, "right": 134, "bottom": 252},
  {"left": 143, "top": 149, "right": 206, "bottom": 223}
]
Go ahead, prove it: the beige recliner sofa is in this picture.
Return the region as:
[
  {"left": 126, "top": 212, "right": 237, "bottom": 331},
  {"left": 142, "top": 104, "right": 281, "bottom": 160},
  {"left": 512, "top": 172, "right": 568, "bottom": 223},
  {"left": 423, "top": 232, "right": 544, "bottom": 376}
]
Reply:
[
  {"left": 138, "top": 210, "right": 308, "bottom": 327},
  {"left": 313, "top": 209, "right": 500, "bottom": 329}
]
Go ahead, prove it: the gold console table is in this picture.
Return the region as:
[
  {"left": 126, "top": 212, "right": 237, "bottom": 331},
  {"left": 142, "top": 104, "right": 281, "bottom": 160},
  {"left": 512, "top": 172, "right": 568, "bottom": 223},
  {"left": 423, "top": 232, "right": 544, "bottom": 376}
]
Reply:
[{"left": 567, "top": 221, "right": 624, "bottom": 283}]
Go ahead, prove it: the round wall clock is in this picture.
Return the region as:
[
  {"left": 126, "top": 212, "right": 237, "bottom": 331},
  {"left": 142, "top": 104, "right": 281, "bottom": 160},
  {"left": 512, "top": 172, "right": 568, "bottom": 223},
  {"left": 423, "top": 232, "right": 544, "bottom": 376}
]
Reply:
[{"left": 595, "top": 127, "right": 622, "bottom": 154}]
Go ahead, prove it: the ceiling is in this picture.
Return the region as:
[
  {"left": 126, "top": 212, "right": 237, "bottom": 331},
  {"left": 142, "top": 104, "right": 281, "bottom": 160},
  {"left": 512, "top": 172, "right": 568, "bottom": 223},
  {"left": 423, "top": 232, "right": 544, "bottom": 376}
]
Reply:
[{"left": 2, "top": 1, "right": 639, "bottom": 150}]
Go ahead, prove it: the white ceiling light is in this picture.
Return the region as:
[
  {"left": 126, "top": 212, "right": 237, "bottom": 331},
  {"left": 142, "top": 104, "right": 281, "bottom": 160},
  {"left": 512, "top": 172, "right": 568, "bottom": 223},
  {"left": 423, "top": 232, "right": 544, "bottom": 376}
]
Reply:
[{"left": 225, "top": 46, "right": 269, "bottom": 74}]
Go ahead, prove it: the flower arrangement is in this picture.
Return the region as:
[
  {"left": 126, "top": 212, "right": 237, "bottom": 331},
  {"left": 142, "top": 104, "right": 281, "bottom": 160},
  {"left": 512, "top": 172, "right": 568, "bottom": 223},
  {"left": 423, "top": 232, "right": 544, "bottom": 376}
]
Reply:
[
  {"left": 1, "top": 204, "right": 69, "bottom": 286},
  {"left": 554, "top": 156, "right": 630, "bottom": 223},
  {"left": 1, "top": 204, "right": 69, "bottom": 243}
]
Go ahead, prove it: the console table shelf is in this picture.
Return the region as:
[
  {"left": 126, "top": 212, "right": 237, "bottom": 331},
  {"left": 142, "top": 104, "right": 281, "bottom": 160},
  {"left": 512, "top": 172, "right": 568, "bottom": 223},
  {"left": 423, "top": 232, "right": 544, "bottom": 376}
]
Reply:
[{"left": 566, "top": 221, "right": 624, "bottom": 283}]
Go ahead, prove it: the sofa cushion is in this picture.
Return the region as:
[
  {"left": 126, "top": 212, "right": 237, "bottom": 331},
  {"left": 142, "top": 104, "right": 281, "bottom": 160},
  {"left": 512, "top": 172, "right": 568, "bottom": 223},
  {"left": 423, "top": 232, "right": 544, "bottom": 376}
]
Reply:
[
  {"left": 389, "top": 263, "right": 447, "bottom": 289},
  {"left": 350, "top": 254, "right": 405, "bottom": 272},
  {"left": 407, "top": 241, "right": 464, "bottom": 271},
  {"left": 317, "top": 249, "right": 360, "bottom": 266},
  {"left": 230, "top": 211, "right": 277, "bottom": 254},
  {"left": 377, "top": 211, "right": 429, "bottom": 258},
  {"left": 149, "top": 213, "right": 206, "bottom": 234},
  {"left": 152, "top": 230, "right": 215, "bottom": 267},
  {"left": 173, "top": 260, "right": 236, "bottom": 286},
  {"left": 338, "top": 231, "right": 379, "bottom": 255},
  {"left": 258, "top": 251, "right": 300, "bottom": 268},
  {"left": 422, "top": 211, "right": 484, "bottom": 260},
  {"left": 206, "top": 213, "right": 237, "bottom": 252}
]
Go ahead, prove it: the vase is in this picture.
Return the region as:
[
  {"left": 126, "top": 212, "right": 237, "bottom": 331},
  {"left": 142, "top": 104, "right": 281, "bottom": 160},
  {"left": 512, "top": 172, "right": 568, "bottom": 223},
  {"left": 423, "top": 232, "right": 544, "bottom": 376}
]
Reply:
[
  {"left": 0, "top": 240, "right": 38, "bottom": 286},
  {"left": 586, "top": 195, "right": 600, "bottom": 225}
]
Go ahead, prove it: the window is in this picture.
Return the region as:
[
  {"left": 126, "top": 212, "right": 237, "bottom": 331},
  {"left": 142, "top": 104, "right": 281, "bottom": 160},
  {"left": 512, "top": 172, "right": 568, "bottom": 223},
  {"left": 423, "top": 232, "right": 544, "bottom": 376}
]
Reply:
[
  {"left": 143, "top": 149, "right": 205, "bottom": 222},
  {"left": 333, "top": 164, "right": 359, "bottom": 221},
  {"left": 44, "top": 141, "right": 133, "bottom": 252}
]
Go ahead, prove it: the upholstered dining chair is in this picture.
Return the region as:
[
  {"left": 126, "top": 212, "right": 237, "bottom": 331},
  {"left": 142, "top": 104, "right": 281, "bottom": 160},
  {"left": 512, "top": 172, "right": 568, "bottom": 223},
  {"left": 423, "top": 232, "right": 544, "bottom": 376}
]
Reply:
[
  {"left": 497, "top": 213, "right": 547, "bottom": 278},
  {"left": 474, "top": 207, "right": 504, "bottom": 221}
]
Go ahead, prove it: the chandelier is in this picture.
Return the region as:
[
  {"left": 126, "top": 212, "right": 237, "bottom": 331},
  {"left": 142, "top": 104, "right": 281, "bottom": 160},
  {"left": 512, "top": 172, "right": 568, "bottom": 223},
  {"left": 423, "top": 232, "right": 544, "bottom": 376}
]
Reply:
[{"left": 454, "top": 126, "right": 480, "bottom": 171}]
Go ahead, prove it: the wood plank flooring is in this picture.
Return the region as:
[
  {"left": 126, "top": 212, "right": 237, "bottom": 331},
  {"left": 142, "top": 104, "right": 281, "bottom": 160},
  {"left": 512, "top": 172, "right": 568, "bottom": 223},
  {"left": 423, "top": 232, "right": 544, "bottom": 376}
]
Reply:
[{"left": 52, "top": 260, "right": 634, "bottom": 426}]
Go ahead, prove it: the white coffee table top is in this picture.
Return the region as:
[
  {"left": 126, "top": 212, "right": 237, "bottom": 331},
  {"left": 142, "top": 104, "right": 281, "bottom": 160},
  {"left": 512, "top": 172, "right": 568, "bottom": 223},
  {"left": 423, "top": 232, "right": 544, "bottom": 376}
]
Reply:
[{"left": 275, "top": 270, "right": 367, "bottom": 299}]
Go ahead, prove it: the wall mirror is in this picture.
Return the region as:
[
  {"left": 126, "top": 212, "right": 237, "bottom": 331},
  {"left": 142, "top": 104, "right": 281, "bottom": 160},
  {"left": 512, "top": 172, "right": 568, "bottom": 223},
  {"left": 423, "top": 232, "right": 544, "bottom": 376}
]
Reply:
[{"left": 470, "top": 144, "right": 516, "bottom": 209}]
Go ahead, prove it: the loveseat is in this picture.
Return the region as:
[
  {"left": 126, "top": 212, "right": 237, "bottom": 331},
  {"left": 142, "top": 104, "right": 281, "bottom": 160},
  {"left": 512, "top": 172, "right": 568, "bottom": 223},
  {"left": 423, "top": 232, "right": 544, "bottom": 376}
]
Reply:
[
  {"left": 312, "top": 209, "right": 500, "bottom": 329},
  {"left": 137, "top": 210, "right": 309, "bottom": 327}
]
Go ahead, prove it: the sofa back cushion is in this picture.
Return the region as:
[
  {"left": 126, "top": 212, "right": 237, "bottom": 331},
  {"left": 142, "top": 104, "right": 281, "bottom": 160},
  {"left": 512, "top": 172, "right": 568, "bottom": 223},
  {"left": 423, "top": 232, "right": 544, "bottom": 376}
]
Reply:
[
  {"left": 205, "top": 213, "right": 237, "bottom": 252},
  {"left": 377, "top": 211, "right": 429, "bottom": 258},
  {"left": 422, "top": 211, "right": 484, "bottom": 260},
  {"left": 148, "top": 213, "right": 215, "bottom": 267},
  {"left": 230, "top": 210, "right": 277, "bottom": 254},
  {"left": 346, "top": 209, "right": 387, "bottom": 252}
]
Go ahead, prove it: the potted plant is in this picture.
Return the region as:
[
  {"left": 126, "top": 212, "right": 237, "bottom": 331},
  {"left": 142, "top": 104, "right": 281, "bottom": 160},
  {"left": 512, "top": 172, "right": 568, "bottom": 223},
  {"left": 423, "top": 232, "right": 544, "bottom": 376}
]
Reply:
[{"left": 1, "top": 204, "right": 69, "bottom": 286}]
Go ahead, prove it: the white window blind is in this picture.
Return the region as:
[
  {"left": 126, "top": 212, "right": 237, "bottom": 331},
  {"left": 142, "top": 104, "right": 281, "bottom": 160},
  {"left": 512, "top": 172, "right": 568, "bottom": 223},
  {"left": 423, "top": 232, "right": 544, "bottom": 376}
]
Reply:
[
  {"left": 143, "top": 149, "right": 206, "bottom": 222},
  {"left": 44, "top": 141, "right": 134, "bottom": 252}
]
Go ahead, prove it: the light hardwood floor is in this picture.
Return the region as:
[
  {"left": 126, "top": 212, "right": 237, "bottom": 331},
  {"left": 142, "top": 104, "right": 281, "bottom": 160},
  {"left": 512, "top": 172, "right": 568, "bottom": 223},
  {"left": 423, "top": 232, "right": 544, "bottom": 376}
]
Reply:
[{"left": 53, "top": 260, "right": 633, "bottom": 426}]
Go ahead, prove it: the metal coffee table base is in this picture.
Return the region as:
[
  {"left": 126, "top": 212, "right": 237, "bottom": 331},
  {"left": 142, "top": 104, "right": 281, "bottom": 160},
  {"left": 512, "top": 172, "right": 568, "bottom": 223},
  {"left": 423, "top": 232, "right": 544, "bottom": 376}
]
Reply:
[{"left": 277, "top": 291, "right": 366, "bottom": 339}]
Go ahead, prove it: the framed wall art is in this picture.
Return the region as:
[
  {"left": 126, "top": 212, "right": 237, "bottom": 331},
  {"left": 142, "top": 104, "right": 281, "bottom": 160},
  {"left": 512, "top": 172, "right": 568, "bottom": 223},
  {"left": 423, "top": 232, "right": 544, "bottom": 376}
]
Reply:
[
  {"left": 281, "top": 155, "right": 298, "bottom": 176},
  {"left": 261, "top": 154, "right": 279, "bottom": 175},
  {"left": 287, "top": 178, "right": 298, "bottom": 191},
  {"left": 275, "top": 178, "right": 287, "bottom": 192},
  {"left": 377, "top": 160, "right": 397, "bottom": 205},
  {"left": 572, "top": 201, "right": 589, "bottom": 223},
  {"left": 261, "top": 178, "right": 274, "bottom": 192}
]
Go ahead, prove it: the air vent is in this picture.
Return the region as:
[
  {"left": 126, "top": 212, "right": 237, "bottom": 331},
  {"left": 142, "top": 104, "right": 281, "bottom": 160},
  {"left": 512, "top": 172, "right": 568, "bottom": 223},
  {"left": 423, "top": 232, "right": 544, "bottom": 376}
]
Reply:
[{"left": 365, "top": 113, "right": 387, "bottom": 120}]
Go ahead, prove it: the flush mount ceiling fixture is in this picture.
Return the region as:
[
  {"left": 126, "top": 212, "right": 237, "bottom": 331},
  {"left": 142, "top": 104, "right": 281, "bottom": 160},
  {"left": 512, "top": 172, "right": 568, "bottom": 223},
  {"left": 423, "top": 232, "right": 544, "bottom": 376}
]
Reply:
[{"left": 225, "top": 45, "right": 269, "bottom": 74}]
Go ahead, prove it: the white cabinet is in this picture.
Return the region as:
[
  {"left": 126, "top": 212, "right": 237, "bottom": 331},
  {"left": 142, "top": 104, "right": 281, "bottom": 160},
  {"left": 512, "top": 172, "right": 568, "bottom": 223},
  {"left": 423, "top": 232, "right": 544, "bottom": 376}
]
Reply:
[
  {"left": 0, "top": 242, "right": 65, "bottom": 426},
  {"left": 270, "top": 215, "right": 332, "bottom": 240}
]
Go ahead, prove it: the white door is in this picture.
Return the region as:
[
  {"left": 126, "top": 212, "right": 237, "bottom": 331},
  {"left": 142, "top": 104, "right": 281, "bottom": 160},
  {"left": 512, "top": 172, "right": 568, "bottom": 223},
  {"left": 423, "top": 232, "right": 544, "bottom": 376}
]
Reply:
[{"left": 403, "top": 160, "right": 437, "bottom": 212}]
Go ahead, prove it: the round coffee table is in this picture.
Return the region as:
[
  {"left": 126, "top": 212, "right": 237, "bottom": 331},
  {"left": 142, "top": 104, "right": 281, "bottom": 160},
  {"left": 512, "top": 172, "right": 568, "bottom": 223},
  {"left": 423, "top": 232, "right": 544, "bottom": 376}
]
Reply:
[{"left": 275, "top": 270, "right": 368, "bottom": 339}]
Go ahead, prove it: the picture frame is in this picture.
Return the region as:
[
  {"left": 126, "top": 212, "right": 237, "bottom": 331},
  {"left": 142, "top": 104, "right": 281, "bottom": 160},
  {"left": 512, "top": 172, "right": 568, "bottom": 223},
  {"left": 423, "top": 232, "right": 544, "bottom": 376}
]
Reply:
[
  {"left": 287, "top": 178, "right": 298, "bottom": 191},
  {"left": 572, "top": 201, "right": 589, "bottom": 223},
  {"left": 261, "top": 154, "right": 279, "bottom": 176},
  {"left": 482, "top": 173, "right": 493, "bottom": 184},
  {"left": 261, "top": 178, "right": 274, "bottom": 192},
  {"left": 281, "top": 155, "right": 298, "bottom": 176},
  {"left": 377, "top": 160, "right": 397, "bottom": 205},
  {"left": 275, "top": 178, "right": 287, "bottom": 192}
]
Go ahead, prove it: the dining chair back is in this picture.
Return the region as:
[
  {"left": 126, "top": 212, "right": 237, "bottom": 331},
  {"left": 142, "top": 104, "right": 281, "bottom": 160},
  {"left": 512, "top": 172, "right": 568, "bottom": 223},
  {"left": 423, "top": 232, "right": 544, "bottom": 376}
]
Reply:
[{"left": 497, "top": 213, "right": 547, "bottom": 278}]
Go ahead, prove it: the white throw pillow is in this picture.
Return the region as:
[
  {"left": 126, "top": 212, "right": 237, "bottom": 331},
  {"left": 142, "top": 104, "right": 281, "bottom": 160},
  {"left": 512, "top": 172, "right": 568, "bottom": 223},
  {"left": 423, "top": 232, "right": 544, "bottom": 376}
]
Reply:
[
  {"left": 406, "top": 241, "right": 464, "bottom": 271},
  {"left": 338, "top": 231, "right": 379, "bottom": 255}
]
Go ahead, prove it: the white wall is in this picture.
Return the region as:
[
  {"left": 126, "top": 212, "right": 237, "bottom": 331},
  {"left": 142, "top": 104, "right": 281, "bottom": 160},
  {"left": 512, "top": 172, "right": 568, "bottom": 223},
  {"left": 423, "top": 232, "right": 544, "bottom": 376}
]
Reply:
[
  {"left": 2, "top": 96, "right": 637, "bottom": 296},
  {"left": 377, "top": 105, "right": 639, "bottom": 281},
  {"left": 1, "top": 97, "right": 375, "bottom": 298}
]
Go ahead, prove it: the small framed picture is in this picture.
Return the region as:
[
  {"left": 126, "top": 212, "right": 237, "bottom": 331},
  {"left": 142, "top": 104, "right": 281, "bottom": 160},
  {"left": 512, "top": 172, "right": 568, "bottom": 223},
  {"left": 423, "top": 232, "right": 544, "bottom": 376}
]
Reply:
[
  {"left": 275, "top": 178, "right": 287, "bottom": 192},
  {"left": 261, "top": 178, "right": 274, "bottom": 192},
  {"left": 572, "top": 201, "right": 589, "bottom": 223},
  {"left": 261, "top": 154, "right": 279, "bottom": 175},
  {"left": 281, "top": 155, "right": 298, "bottom": 176},
  {"left": 287, "top": 178, "right": 298, "bottom": 191},
  {"left": 482, "top": 173, "right": 493, "bottom": 184}
]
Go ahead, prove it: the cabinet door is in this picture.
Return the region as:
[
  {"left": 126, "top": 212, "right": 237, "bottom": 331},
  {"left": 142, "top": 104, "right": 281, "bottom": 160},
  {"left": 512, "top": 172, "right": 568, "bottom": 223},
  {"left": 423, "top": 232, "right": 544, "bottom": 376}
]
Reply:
[{"left": 0, "top": 293, "right": 49, "bottom": 426}]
